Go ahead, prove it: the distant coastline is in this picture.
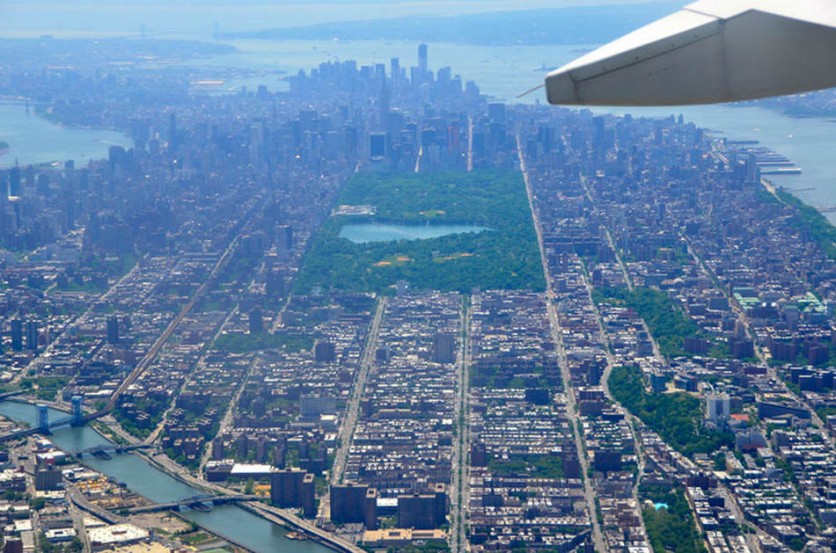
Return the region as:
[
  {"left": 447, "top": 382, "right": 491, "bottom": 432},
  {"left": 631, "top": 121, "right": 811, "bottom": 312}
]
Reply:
[{"left": 224, "top": 4, "right": 671, "bottom": 46}]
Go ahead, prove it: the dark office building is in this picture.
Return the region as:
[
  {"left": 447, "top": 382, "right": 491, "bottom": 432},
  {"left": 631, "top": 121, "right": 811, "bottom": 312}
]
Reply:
[
  {"left": 398, "top": 484, "right": 447, "bottom": 529},
  {"left": 249, "top": 307, "right": 264, "bottom": 334},
  {"left": 270, "top": 469, "right": 316, "bottom": 518},
  {"left": 4, "top": 537, "right": 23, "bottom": 553},
  {"left": 431, "top": 333, "right": 455, "bottom": 364},
  {"left": 418, "top": 43, "right": 428, "bottom": 74},
  {"left": 370, "top": 132, "right": 386, "bottom": 160},
  {"left": 106, "top": 316, "right": 119, "bottom": 344},
  {"left": 314, "top": 341, "right": 336, "bottom": 363},
  {"left": 757, "top": 402, "right": 811, "bottom": 420},
  {"left": 276, "top": 225, "right": 293, "bottom": 251},
  {"left": 34, "top": 468, "right": 62, "bottom": 491},
  {"left": 593, "top": 450, "right": 623, "bottom": 473},
  {"left": 330, "top": 483, "right": 377, "bottom": 529},
  {"left": 26, "top": 320, "right": 38, "bottom": 351},
  {"left": 10, "top": 319, "right": 22, "bottom": 351},
  {"left": 266, "top": 270, "right": 286, "bottom": 298}
]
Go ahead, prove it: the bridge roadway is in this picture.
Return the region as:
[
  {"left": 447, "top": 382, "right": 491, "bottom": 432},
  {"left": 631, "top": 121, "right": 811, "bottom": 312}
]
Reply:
[
  {"left": 0, "top": 406, "right": 111, "bottom": 443},
  {"left": 72, "top": 443, "right": 154, "bottom": 457},
  {"left": 124, "top": 494, "right": 261, "bottom": 514}
]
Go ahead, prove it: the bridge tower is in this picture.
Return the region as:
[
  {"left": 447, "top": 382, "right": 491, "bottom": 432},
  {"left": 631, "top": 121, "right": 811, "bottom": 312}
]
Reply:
[
  {"left": 36, "top": 404, "right": 49, "bottom": 434},
  {"left": 71, "top": 396, "right": 84, "bottom": 427}
]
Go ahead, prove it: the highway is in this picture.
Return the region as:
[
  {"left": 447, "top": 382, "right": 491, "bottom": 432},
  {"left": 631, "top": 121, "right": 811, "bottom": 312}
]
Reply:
[{"left": 245, "top": 502, "right": 366, "bottom": 553}]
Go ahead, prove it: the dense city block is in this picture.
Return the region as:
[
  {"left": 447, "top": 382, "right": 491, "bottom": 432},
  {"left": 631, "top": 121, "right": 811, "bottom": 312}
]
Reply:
[{"left": 0, "top": 35, "right": 834, "bottom": 553}]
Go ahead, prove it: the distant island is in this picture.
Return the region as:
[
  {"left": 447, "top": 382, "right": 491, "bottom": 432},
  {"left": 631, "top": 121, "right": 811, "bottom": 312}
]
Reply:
[{"left": 0, "top": 141, "right": 8, "bottom": 154}]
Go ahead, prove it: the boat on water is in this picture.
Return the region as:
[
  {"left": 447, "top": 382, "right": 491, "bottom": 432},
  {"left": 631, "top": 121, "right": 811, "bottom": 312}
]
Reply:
[
  {"left": 286, "top": 531, "right": 308, "bottom": 541},
  {"left": 188, "top": 502, "right": 212, "bottom": 513}
]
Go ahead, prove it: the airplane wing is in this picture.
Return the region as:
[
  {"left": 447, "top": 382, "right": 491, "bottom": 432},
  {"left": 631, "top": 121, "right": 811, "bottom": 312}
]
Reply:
[{"left": 545, "top": 0, "right": 836, "bottom": 106}]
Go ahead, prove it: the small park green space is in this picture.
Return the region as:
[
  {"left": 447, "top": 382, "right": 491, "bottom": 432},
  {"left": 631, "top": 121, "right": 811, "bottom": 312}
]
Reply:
[
  {"left": 609, "top": 365, "right": 734, "bottom": 457},
  {"left": 296, "top": 170, "right": 545, "bottom": 293}
]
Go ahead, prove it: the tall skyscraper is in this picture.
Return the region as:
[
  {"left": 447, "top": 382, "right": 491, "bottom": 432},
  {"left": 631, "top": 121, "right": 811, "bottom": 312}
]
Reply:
[
  {"left": 276, "top": 225, "right": 293, "bottom": 261},
  {"left": 330, "top": 483, "right": 377, "bottom": 529},
  {"left": 431, "top": 333, "right": 456, "bottom": 364},
  {"left": 8, "top": 167, "right": 21, "bottom": 198},
  {"left": 390, "top": 57, "right": 400, "bottom": 83},
  {"left": 270, "top": 469, "right": 316, "bottom": 518},
  {"left": 169, "top": 112, "right": 178, "bottom": 151},
  {"left": 370, "top": 133, "right": 386, "bottom": 161},
  {"left": 706, "top": 392, "right": 730, "bottom": 423},
  {"left": 249, "top": 307, "right": 264, "bottom": 334},
  {"left": 10, "top": 319, "right": 22, "bottom": 351},
  {"left": 106, "top": 316, "right": 119, "bottom": 344},
  {"left": 379, "top": 82, "right": 390, "bottom": 129},
  {"left": 26, "top": 321, "right": 38, "bottom": 351},
  {"left": 418, "top": 43, "right": 428, "bottom": 75}
]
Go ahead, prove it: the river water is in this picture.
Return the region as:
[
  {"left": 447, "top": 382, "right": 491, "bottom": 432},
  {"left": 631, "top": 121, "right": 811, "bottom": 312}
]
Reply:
[
  {"left": 0, "top": 102, "right": 132, "bottom": 169},
  {"left": 0, "top": 401, "right": 330, "bottom": 553}
]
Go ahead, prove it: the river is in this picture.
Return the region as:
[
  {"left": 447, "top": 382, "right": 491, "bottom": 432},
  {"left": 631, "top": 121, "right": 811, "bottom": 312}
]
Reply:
[
  {"left": 0, "top": 401, "right": 331, "bottom": 553},
  {"left": 0, "top": 102, "right": 132, "bottom": 169}
]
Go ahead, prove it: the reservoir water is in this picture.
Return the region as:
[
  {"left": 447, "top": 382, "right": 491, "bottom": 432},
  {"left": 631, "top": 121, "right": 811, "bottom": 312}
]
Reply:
[
  {"left": 0, "top": 401, "right": 331, "bottom": 553},
  {"left": 340, "top": 222, "right": 489, "bottom": 243}
]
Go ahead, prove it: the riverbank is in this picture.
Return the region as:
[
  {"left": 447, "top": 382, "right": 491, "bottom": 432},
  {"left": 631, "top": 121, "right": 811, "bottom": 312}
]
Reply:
[
  {"left": 138, "top": 450, "right": 365, "bottom": 553},
  {"left": 0, "top": 400, "right": 335, "bottom": 553},
  {"left": 0, "top": 100, "right": 132, "bottom": 168},
  {"left": 239, "top": 503, "right": 365, "bottom": 553},
  {"left": 93, "top": 424, "right": 356, "bottom": 553},
  {"left": 88, "top": 406, "right": 364, "bottom": 553}
]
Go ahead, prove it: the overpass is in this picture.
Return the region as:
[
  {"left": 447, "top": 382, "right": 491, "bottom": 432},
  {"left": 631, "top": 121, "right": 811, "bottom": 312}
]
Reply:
[
  {"left": 123, "top": 493, "right": 261, "bottom": 514},
  {"left": 72, "top": 443, "right": 155, "bottom": 458}
]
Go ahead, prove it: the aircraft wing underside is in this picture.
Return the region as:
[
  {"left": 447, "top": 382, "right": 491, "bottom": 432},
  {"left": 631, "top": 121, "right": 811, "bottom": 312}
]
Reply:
[{"left": 545, "top": 0, "right": 836, "bottom": 106}]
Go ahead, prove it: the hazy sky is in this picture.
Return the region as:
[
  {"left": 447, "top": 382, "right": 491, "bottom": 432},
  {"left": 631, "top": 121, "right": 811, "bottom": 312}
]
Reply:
[{"left": 2, "top": 1, "right": 688, "bottom": 39}]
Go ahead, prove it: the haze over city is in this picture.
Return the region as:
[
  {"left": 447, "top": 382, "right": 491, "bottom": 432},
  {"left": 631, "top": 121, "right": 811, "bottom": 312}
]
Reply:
[{"left": 0, "top": 2, "right": 834, "bottom": 553}]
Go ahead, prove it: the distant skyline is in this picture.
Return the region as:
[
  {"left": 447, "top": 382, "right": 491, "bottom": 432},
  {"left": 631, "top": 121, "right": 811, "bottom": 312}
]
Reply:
[{"left": 1, "top": 0, "right": 688, "bottom": 39}]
